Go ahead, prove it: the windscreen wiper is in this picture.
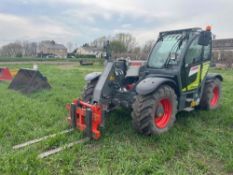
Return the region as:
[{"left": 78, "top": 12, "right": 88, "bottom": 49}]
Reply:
[{"left": 163, "top": 35, "right": 187, "bottom": 68}]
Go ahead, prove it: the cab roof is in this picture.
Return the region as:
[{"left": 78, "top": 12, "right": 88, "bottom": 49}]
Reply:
[{"left": 159, "top": 27, "right": 202, "bottom": 36}]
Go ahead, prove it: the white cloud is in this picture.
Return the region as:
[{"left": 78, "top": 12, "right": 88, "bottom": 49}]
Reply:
[
  {"left": 0, "top": 13, "right": 78, "bottom": 46},
  {"left": 1, "top": 0, "right": 233, "bottom": 46}
]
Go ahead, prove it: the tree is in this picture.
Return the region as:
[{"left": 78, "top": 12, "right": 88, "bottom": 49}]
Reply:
[
  {"left": 0, "top": 42, "right": 23, "bottom": 57},
  {"left": 114, "top": 33, "right": 136, "bottom": 52},
  {"left": 143, "top": 40, "right": 154, "bottom": 55},
  {"left": 22, "top": 41, "right": 30, "bottom": 56},
  {"left": 91, "top": 36, "right": 108, "bottom": 49},
  {"left": 67, "top": 42, "right": 73, "bottom": 52},
  {"left": 29, "top": 42, "right": 37, "bottom": 56},
  {"left": 89, "top": 33, "right": 141, "bottom": 59},
  {"left": 90, "top": 33, "right": 136, "bottom": 52},
  {"left": 0, "top": 41, "right": 38, "bottom": 57},
  {"left": 21, "top": 41, "right": 37, "bottom": 56},
  {"left": 110, "top": 40, "right": 127, "bottom": 54},
  {"left": 132, "top": 46, "right": 141, "bottom": 59},
  {"left": 82, "top": 43, "right": 90, "bottom": 47}
]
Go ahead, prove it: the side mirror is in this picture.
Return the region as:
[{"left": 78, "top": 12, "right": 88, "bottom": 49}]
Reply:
[{"left": 198, "top": 31, "right": 211, "bottom": 46}]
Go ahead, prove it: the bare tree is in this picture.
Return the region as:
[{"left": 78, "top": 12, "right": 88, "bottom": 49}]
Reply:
[
  {"left": 0, "top": 42, "right": 23, "bottom": 57},
  {"left": 89, "top": 33, "right": 143, "bottom": 59},
  {"left": 18, "top": 41, "right": 37, "bottom": 56},
  {"left": 0, "top": 41, "right": 38, "bottom": 57},
  {"left": 90, "top": 36, "right": 108, "bottom": 49},
  {"left": 143, "top": 40, "right": 154, "bottom": 55},
  {"left": 114, "top": 33, "right": 136, "bottom": 52},
  {"left": 29, "top": 42, "right": 37, "bottom": 56},
  {"left": 67, "top": 42, "right": 73, "bottom": 52},
  {"left": 22, "top": 41, "right": 30, "bottom": 56}
]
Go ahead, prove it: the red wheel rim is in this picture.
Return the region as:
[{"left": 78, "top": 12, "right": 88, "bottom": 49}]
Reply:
[
  {"left": 210, "top": 86, "right": 219, "bottom": 107},
  {"left": 154, "top": 99, "right": 172, "bottom": 129}
]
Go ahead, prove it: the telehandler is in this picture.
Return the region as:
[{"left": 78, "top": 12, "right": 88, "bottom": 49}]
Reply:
[
  {"left": 67, "top": 26, "right": 222, "bottom": 139},
  {"left": 13, "top": 26, "right": 223, "bottom": 158}
]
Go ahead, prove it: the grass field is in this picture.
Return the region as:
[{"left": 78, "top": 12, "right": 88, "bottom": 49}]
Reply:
[{"left": 0, "top": 63, "right": 232, "bottom": 175}]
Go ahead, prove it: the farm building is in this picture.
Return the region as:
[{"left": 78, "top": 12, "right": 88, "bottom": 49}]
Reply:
[
  {"left": 213, "top": 38, "right": 233, "bottom": 51},
  {"left": 212, "top": 38, "right": 233, "bottom": 68},
  {"left": 74, "top": 45, "right": 103, "bottom": 58},
  {"left": 37, "top": 40, "right": 67, "bottom": 58}
]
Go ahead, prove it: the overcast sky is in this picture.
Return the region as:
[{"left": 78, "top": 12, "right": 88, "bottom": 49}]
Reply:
[{"left": 0, "top": 0, "right": 232, "bottom": 47}]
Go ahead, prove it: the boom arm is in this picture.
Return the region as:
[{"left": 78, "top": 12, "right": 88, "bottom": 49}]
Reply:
[{"left": 93, "top": 61, "right": 115, "bottom": 103}]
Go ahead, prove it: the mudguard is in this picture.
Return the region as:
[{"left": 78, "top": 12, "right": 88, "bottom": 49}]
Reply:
[
  {"left": 206, "top": 73, "right": 223, "bottom": 82},
  {"left": 84, "top": 72, "right": 101, "bottom": 81},
  {"left": 136, "top": 77, "right": 176, "bottom": 95}
]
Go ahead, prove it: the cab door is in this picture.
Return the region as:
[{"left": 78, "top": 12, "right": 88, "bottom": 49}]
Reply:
[{"left": 181, "top": 36, "right": 203, "bottom": 91}]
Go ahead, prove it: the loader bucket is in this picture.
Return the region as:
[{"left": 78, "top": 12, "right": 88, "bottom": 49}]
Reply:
[
  {"left": 8, "top": 68, "right": 51, "bottom": 94},
  {"left": 0, "top": 67, "right": 13, "bottom": 81}
]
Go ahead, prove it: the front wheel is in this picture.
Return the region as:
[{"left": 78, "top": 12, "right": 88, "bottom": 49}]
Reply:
[{"left": 131, "top": 85, "right": 177, "bottom": 135}]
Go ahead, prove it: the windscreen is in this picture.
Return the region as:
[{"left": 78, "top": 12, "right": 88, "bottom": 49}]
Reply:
[{"left": 148, "top": 33, "right": 187, "bottom": 68}]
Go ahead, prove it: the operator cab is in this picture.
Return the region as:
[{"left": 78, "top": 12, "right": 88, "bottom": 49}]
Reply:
[
  {"left": 142, "top": 27, "right": 212, "bottom": 93},
  {"left": 147, "top": 27, "right": 211, "bottom": 71}
]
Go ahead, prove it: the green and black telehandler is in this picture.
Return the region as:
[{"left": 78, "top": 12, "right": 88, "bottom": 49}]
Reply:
[
  {"left": 68, "top": 26, "right": 222, "bottom": 138},
  {"left": 14, "top": 26, "right": 223, "bottom": 158}
]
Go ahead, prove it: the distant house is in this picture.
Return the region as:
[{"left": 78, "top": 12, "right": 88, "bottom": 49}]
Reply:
[
  {"left": 38, "top": 40, "right": 67, "bottom": 58},
  {"left": 74, "top": 45, "right": 103, "bottom": 58},
  {"left": 213, "top": 38, "right": 233, "bottom": 51},
  {"left": 212, "top": 38, "right": 233, "bottom": 68}
]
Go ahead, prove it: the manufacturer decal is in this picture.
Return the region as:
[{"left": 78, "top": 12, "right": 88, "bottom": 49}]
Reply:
[{"left": 189, "top": 65, "right": 199, "bottom": 77}]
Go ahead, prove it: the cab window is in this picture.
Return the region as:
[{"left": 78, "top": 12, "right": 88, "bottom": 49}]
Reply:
[{"left": 185, "top": 37, "right": 202, "bottom": 64}]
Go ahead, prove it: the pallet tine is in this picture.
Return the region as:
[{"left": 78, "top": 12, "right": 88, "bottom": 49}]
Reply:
[
  {"left": 13, "top": 129, "right": 74, "bottom": 149},
  {"left": 38, "top": 137, "right": 90, "bottom": 159}
]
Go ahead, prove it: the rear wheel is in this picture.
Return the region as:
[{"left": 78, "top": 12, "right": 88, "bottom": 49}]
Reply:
[
  {"left": 131, "top": 85, "right": 177, "bottom": 135},
  {"left": 82, "top": 79, "right": 98, "bottom": 102},
  {"left": 200, "top": 78, "right": 221, "bottom": 110}
]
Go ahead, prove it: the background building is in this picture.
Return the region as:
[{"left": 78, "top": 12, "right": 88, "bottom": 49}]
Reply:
[
  {"left": 213, "top": 38, "right": 233, "bottom": 51},
  {"left": 74, "top": 44, "right": 103, "bottom": 58},
  {"left": 212, "top": 38, "right": 233, "bottom": 68},
  {"left": 38, "top": 40, "right": 67, "bottom": 58}
]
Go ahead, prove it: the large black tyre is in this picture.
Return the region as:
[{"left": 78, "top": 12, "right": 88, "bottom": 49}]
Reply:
[
  {"left": 199, "top": 78, "right": 222, "bottom": 110},
  {"left": 82, "top": 79, "right": 98, "bottom": 102},
  {"left": 131, "top": 85, "right": 177, "bottom": 135}
]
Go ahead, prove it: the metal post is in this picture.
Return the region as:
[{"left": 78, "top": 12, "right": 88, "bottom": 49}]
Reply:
[
  {"left": 70, "top": 103, "right": 76, "bottom": 129},
  {"left": 100, "top": 110, "right": 105, "bottom": 128},
  {"left": 84, "top": 108, "right": 92, "bottom": 139}
]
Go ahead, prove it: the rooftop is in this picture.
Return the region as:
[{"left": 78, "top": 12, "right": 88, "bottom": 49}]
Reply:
[
  {"left": 213, "top": 38, "right": 233, "bottom": 50},
  {"left": 40, "top": 40, "right": 66, "bottom": 50}
]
